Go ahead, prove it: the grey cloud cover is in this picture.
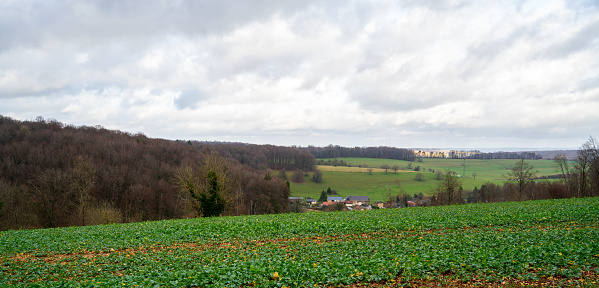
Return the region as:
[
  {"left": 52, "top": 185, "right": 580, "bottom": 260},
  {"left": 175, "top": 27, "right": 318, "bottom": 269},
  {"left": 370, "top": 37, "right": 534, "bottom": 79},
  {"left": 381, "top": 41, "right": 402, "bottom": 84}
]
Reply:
[{"left": 1, "top": 0, "right": 598, "bottom": 149}]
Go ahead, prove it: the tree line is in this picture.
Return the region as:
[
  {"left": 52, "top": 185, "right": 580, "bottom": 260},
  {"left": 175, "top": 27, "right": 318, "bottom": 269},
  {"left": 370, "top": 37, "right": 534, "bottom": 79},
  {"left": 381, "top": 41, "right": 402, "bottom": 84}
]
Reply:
[
  {"left": 189, "top": 141, "right": 316, "bottom": 171},
  {"left": 304, "top": 145, "right": 416, "bottom": 161},
  {"left": 307, "top": 145, "right": 543, "bottom": 161},
  {"left": 462, "top": 151, "right": 541, "bottom": 160},
  {"left": 430, "top": 150, "right": 542, "bottom": 159},
  {"left": 0, "top": 116, "right": 292, "bottom": 230}
]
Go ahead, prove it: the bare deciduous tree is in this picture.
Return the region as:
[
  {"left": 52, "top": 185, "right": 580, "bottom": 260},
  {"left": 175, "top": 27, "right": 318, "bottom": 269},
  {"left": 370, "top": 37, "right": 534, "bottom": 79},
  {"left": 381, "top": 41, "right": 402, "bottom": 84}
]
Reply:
[
  {"left": 71, "top": 157, "right": 96, "bottom": 226},
  {"left": 433, "top": 171, "right": 463, "bottom": 205},
  {"left": 415, "top": 172, "right": 424, "bottom": 181},
  {"left": 312, "top": 170, "right": 323, "bottom": 183},
  {"left": 291, "top": 170, "right": 304, "bottom": 183},
  {"left": 435, "top": 170, "right": 444, "bottom": 180},
  {"left": 33, "top": 169, "right": 75, "bottom": 228},
  {"left": 380, "top": 164, "right": 390, "bottom": 174},
  {"left": 553, "top": 154, "right": 573, "bottom": 195},
  {"left": 574, "top": 137, "right": 599, "bottom": 197},
  {"left": 506, "top": 159, "right": 538, "bottom": 200}
]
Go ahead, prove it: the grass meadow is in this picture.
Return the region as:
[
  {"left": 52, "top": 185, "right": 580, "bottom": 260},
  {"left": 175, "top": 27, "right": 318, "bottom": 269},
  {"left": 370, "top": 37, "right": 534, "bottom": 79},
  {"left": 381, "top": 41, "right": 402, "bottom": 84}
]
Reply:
[{"left": 288, "top": 158, "right": 563, "bottom": 201}]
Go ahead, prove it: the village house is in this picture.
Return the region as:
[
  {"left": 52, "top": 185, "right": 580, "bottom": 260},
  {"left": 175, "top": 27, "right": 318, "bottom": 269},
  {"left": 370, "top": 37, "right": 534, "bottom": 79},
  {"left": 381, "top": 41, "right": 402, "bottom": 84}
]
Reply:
[
  {"left": 327, "top": 196, "right": 343, "bottom": 202},
  {"left": 344, "top": 196, "right": 370, "bottom": 206},
  {"left": 321, "top": 201, "right": 335, "bottom": 207},
  {"left": 289, "top": 197, "right": 304, "bottom": 205}
]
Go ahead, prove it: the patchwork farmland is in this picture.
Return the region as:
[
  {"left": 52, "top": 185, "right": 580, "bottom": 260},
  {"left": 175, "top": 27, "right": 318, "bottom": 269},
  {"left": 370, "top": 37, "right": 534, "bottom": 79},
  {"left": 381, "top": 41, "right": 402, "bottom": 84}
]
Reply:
[{"left": 289, "top": 158, "right": 563, "bottom": 202}]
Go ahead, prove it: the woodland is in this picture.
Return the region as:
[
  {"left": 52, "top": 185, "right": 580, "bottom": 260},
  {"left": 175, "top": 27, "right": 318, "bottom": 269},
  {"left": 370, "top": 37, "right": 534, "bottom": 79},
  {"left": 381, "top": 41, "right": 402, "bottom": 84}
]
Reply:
[{"left": 0, "top": 116, "right": 309, "bottom": 230}]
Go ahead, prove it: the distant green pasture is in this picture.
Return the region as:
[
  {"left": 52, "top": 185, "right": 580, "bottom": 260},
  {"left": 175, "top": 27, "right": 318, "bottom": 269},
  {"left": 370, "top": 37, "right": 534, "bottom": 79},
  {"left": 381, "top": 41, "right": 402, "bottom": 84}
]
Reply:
[
  {"left": 289, "top": 169, "right": 437, "bottom": 202},
  {"left": 288, "top": 158, "right": 563, "bottom": 201},
  {"left": 330, "top": 157, "right": 560, "bottom": 180}
]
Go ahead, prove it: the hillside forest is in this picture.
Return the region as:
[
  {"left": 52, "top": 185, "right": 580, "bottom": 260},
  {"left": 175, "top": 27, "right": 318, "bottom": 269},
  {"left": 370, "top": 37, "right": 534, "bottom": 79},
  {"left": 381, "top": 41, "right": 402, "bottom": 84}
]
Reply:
[{"left": 0, "top": 116, "right": 316, "bottom": 230}]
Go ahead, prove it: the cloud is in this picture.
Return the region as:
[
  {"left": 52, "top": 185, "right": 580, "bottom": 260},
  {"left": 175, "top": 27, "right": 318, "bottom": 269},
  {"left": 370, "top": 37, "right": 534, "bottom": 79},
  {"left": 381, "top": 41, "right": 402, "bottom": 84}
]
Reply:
[
  {"left": 174, "top": 88, "right": 207, "bottom": 110},
  {"left": 543, "top": 19, "right": 599, "bottom": 59},
  {"left": 577, "top": 75, "right": 599, "bottom": 92},
  {"left": 0, "top": 0, "right": 598, "bottom": 149}
]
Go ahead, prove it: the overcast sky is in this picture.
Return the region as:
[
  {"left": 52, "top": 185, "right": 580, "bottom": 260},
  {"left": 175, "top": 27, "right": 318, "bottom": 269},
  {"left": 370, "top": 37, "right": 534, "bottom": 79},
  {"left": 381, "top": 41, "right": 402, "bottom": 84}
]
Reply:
[{"left": 1, "top": 0, "right": 598, "bottom": 150}]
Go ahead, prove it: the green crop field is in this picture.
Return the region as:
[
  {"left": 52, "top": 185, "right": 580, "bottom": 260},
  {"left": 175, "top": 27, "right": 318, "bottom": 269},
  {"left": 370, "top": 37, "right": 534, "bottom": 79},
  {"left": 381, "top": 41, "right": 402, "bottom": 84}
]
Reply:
[
  {"left": 289, "top": 158, "right": 563, "bottom": 201},
  {"left": 1, "top": 197, "right": 598, "bottom": 287}
]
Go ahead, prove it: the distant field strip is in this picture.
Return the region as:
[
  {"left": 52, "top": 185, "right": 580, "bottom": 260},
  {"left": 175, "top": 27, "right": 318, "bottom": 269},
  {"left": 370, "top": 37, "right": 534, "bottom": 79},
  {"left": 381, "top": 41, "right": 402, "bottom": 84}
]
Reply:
[
  {"left": 317, "top": 165, "right": 412, "bottom": 173},
  {"left": 1, "top": 197, "right": 598, "bottom": 287}
]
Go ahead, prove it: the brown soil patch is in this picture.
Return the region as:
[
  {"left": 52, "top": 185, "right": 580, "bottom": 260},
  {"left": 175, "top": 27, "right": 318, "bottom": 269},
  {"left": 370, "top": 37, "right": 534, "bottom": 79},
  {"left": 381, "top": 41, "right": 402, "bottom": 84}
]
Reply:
[
  {"left": 343, "top": 270, "right": 599, "bottom": 287},
  {"left": 6, "top": 222, "right": 592, "bottom": 265}
]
